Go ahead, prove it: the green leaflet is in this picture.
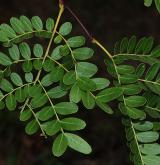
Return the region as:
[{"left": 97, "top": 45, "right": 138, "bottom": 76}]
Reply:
[
  {"left": 96, "top": 87, "right": 123, "bottom": 103},
  {"left": 51, "top": 45, "right": 63, "bottom": 60},
  {"left": 63, "top": 70, "right": 76, "bottom": 85},
  {"left": 76, "top": 62, "right": 98, "bottom": 77},
  {"left": 10, "top": 17, "right": 25, "bottom": 34},
  {"left": 69, "top": 83, "right": 82, "bottom": 103},
  {"left": 60, "top": 117, "right": 86, "bottom": 131},
  {"left": 127, "top": 107, "right": 146, "bottom": 119},
  {"left": 52, "top": 133, "right": 68, "bottom": 157},
  {"left": 42, "top": 120, "right": 61, "bottom": 136},
  {"left": 19, "top": 42, "right": 31, "bottom": 59},
  {"left": 81, "top": 91, "right": 95, "bottom": 109},
  {"left": 31, "top": 93, "right": 48, "bottom": 108},
  {"left": 144, "top": 0, "right": 153, "bottom": 7},
  {"left": 20, "top": 15, "right": 33, "bottom": 32},
  {"left": 136, "top": 131, "right": 159, "bottom": 143},
  {"left": 33, "top": 44, "right": 43, "bottom": 57},
  {"left": 15, "top": 88, "right": 26, "bottom": 102},
  {"left": 133, "top": 121, "right": 153, "bottom": 131},
  {"left": 65, "top": 133, "right": 92, "bottom": 154},
  {"left": 0, "top": 79, "right": 13, "bottom": 92},
  {"left": 125, "top": 96, "right": 146, "bottom": 107},
  {"left": 73, "top": 47, "right": 94, "bottom": 60},
  {"left": 54, "top": 102, "right": 78, "bottom": 115},
  {"left": 143, "top": 155, "right": 160, "bottom": 165},
  {"left": 31, "top": 16, "right": 43, "bottom": 31},
  {"left": 67, "top": 36, "right": 85, "bottom": 48},
  {"left": 0, "top": 52, "right": 12, "bottom": 66},
  {"left": 36, "top": 106, "right": 55, "bottom": 121},
  {"left": 92, "top": 78, "right": 110, "bottom": 90},
  {"left": 25, "top": 73, "right": 33, "bottom": 82},
  {"left": 77, "top": 77, "right": 97, "bottom": 91},
  {"left": 6, "top": 94, "right": 17, "bottom": 111},
  {"left": 10, "top": 72, "right": 23, "bottom": 86},
  {"left": 140, "top": 143, "right": 160, "bottom": 155},
  {"left": 25, "top": 119, "right": 39, "bottom": 135},
  {"left": 20, "top": 109, "right": 32, "bottom": 121},
  {"left": 59, "top": 22, "right": 72, "bottom": 36},
  {"left": 9, "top": 44, "right": 20, "bottom": 61},
  {"left": 0, "top": 24, "right": 16, "bottom": 38},
  {"left": 46, "top": 18, "right": 54, "bottom": 31},
  {"left": 22, "top": 61, "right": 33, "bottom": 72},
  {"left": 47, "top": 86, "right": 67, "bottom": 99}
]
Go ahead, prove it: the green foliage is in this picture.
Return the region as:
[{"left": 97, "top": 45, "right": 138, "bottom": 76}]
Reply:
[
  {"left": 0, "top": 14, "right": 114, "bottom": 158},
  {"left": 144, "top": 0, "right": 160, "bottom": 13},
  {"left": 0, "top": 2, "right": 160, "bottom": 164}
]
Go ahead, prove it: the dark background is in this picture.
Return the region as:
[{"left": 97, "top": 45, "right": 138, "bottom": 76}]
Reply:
[{"left": 0, "top": 0, "right": 160, "bottom": 165}]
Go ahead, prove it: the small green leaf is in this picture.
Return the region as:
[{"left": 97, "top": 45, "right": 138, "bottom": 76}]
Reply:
[
  {"left": 47, "top": 86, "right": 67, "bottom": 99},
  {"left": 0, "top": 52, "right": 12, "bottom": 66},
  {"left": 65, "top": 133, "right": 92, "bottom": 154},
  {"left": 10, "top": 72, "right": 23, "bottom": 86},
  {"left": 22, "top": 61, "right": 33, "bottom": 72},
  {"left": 43, "top": 120, "right": 60, "bottom": 136},
  {"left": 41, "top": 73, "right": 53, "bottom": 87},
  {"left": 9, "top": 44, "right": 20, "bottom": 61},
  {"left": 96, "top": 87, "right": 123, "bottom": 103},
  {"left": 52, "top": 133, "right": 68, "bottom": 157},
  {"left": 117, "top": 65, "right": 135, "bottom": 74},
  {"left": 15, "top": 88, "right": 26, "bottom": 102},
  {"left": 19, "top": 42, "right": 31, "bottom": 59},
  {"left": 20, "top": 109, "right": 32, "bottom": 121},
  {"left": 144, "top": 0, "right": 153, "bottom": 7},
  {"left": 10, "top": 17, "right": 25, "bottom": 34},
  {"left": 43, "top": 59, "right": 55, "bottom": 72},
  {"left": 123, "top": 84, "right": 142, "bottom": 95},
  {"left": 61, "top": 117, "right": 86, "bottom": 131},
  {"left": 25, "top": 119, "right": 39, "bottom": 135},
  {"left": 77, "top": 62, "right": 98, "bottom": 78},
  {"left": 143, "top": 155, "right": 160, "bottom": 165},
  {"left": 125, "top": 96, "right": 146, "bottom": 107},
  {"left": 59, "top": 22, "right": 72, "bottom": 36},
  {"left": 6, "top": 94, "right": 17, "bottom": 111},
  {"left": 0, "top": 24, "right": 16, "bottom": 38},
  {"left": 92, "top": 78, "right": 110, "bottom": 90},
  {"left": 50, "top": 67, "right": 64, "bottom": 82},
  {"left": 51, "top": 45, "right": 63, "bottom": 60},
  {"left": 69, "top": 83, "right": 81, "bottom": 103},
  {"left": 136, "top": 131, "right": 159, "bottom": 143},
  {"left": 33, "top": 44, "right": 43, "bottom": 57},
  {"left": 20, "top": 15, "right": 33, "bottom": 32},
  {"left": 31, "top": 16, "right": 43, "bottom": 31},
  {"left": 46, "top": 18, "right": 54, "bottom": 31},
  {"left": 140, "top": 143, "right": 160, "bottom": 155},
  {"left": 73, "top": 47, "right": 94, "bottom": 60},
  {"left": 31, "top": 93, "right": 48, "bottom": 108},
  {"left": 67, "top": 36, "right": 85, "bottom": 48},
  {"left": 36, "top": 106, "right": 55, "bottom": 121},
  {"left": 33, "top": 59, "right": 42, "bottom": 70},
  {"left": 133, "top": 121, "right": 153, "bottom": 131},
  {"left": 127, "top": 107, "right": 146, "bottom": 119},
  {"left": 25, "top": 73, "right": 33, "bottom": 82},
  {"left": 29, "top": 84, "right": 42, "bottom": 97},
  {"left": 81, "top": 91, "right": 95, "bottom": 109},
  {"left": 55, "top": 102, "right": 78, "bottom": 115},
  {"left": 77, "top": 77, "right": 97, "bottom": 91},
  {"left": 63, "top": 70, "right": 76, "bottom": 85},
  {"left": 0, "top": 79, "right": 13, "bottom": 92}
]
